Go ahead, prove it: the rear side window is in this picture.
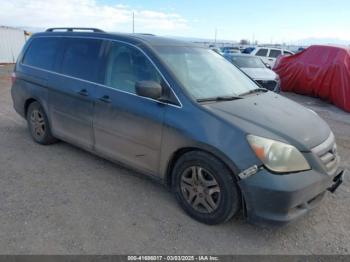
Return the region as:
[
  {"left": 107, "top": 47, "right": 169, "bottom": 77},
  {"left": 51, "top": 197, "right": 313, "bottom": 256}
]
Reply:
[
  {"left": 284, "top": 51, "right": 293, "bottom": 56},
  {"left": 269, "top": 49, "right": 282, "bottom": 58},
  {"left": 61, "top": 38, "right": 104, "bottom": 83},
  {"left": 255, "top": 48, "right": 268, "bottom": 57},
  {"left": 22, "top": 38, "right": 60, "bottom": 70}
]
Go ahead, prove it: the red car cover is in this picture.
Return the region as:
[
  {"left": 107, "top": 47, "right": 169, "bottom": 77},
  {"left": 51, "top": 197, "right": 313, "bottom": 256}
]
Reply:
[{"left": 273, "top": 45, "right": 350, "bottom": 112}]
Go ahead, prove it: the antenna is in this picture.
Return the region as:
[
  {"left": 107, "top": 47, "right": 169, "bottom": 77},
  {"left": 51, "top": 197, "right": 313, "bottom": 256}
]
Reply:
[{"left": 132, "top": 12, "right": 135, "bottom": 33}]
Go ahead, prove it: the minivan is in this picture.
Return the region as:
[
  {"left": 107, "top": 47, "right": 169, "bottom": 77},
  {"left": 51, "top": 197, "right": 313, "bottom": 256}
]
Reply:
[{"left": 11, "top": 28, "right": 343, "bottom": 225}]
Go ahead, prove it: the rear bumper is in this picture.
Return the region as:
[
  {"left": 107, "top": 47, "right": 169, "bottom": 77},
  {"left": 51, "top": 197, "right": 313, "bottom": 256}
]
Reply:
[{"left": 239, "top": 167, "right": 344, "bottom": 226}]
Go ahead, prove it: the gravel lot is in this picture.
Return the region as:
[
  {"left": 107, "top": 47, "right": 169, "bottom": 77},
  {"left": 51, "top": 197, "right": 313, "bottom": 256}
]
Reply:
[{"left": 0, "top": 64, "right": 349, "bottom": 254}]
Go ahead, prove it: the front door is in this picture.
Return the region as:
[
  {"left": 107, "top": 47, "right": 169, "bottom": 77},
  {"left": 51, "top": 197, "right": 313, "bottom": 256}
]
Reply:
[{"left": 93, "top": 41, "right": 166, "bottom": 174}]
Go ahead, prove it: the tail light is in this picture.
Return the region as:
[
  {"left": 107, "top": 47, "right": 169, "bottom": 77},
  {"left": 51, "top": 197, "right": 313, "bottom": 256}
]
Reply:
[{"left": 11, "top": 72, "right": 16, "bottom": 85}]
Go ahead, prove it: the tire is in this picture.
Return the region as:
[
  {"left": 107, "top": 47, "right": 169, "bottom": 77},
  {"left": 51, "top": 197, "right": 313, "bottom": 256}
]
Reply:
[
  {"left": 26, "top": 101, "right": 57, "bottom": 145},
  {"left": 172, "top": 151, "right": 241, "bottom": 225}
]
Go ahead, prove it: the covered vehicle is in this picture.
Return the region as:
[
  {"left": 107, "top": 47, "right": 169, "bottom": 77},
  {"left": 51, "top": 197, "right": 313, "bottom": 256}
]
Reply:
[{"left": 274, "top": 45, "right": 350, "bottom": 112}]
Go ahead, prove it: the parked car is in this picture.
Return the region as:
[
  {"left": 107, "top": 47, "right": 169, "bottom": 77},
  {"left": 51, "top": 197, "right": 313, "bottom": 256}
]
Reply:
[
  {"left": 221, "top": 46, "right": 241, "bottom": 54},
  {"left": 11, "top": 28, "right": 343, "bottom": 225},
  {"left": 297, "top": 47, "right": 306, "bottom": 53},
  {"left": 242, "top": 47, "right": 255, "bottom": 54},
  {"left": 210, "top": 47, "right": 223, "bottom": 55},
  {"left": 224, "top": 53, "right": 280, "bottom": 92},
  {"left": 250, "top": 47, "right": 294, "bottom": 67}
]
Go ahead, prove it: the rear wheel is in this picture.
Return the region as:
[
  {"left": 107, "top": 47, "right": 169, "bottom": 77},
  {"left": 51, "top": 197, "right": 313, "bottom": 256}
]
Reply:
[
  {"left": 172, "top": 151, "right": 241, "bottom": 225},
  {"left": 27, "top": 101, "right": 57, "bottom": 145}
]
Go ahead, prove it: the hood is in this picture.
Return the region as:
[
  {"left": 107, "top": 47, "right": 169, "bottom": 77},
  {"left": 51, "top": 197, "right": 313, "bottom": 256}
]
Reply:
[
  {"left": 204, "top": 92, "right": 330, "bottom": 150},
  {"left": 241, "top": 67, "right": 277, "bottom": 80}
]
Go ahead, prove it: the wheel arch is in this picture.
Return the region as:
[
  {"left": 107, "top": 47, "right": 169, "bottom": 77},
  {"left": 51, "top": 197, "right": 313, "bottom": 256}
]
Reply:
[
  {"left": 24, "top": 97, "right": 53, "bottom": 131},
  {"left": 165, "top": 146, "right": 248, "bottom": 220},
  {"left": 24, "top": 98, "right": 38, "bottom": 117},
  {"left": 165, "top": 146, "right": 241, "bottom": 188}
]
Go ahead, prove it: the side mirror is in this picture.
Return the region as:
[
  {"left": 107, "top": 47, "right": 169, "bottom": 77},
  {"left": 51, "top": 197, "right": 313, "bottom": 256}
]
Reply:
[{"left": 135, "top": 81, "right": 162, "bottom": 100}]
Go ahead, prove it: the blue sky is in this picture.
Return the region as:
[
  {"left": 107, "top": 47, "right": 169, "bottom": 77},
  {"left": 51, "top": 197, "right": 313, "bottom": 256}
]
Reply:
[
  {"left": 1, "top": 0, "right": 350, "bottom": 44},
  {"left": 101, "top": 0, "right": 350, "bottom": 43}
]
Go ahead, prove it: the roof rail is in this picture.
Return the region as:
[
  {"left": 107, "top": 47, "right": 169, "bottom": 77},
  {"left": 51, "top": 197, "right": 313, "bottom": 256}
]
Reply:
[
  {"left": 135, "top": 33, "right": 155, "bottom": 36},
  {"left": 46, "top": 27, "right": 105, "bottom": 33}
]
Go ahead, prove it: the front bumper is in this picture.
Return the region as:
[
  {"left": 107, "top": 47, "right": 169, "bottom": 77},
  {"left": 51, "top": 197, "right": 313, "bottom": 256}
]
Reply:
[{"left": 238, "top": 167, "right": 344, "bottom": 226}]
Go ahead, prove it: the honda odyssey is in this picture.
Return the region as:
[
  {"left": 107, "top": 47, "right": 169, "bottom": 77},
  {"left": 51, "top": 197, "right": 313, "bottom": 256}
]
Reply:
[{"left": 11, "top": 28, "right": 343, "bottom": 225}]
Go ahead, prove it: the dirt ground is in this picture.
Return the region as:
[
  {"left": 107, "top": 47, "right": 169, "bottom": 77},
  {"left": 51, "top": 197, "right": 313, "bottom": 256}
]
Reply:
[{"left": 0, "top": 64, "right": 349, "bottom": 254}]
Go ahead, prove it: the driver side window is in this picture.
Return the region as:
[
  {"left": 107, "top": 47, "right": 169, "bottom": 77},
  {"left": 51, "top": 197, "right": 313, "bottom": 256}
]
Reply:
[{"left": 105, "top": 42, "right": 162, "bottom": 94}]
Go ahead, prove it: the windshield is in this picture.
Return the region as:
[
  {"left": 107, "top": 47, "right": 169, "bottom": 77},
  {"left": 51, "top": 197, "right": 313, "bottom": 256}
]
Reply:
[
  {"left": 230, "top": 56, "right": 266, "bottom": 69},
  {"left": 155, "top": 46, "right": 258, "bottom": 100}
]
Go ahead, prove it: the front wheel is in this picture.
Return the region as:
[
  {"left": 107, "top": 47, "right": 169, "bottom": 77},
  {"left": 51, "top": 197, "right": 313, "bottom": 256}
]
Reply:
[{"left": 172, "top": 151, "right": 241, "bottom": 225}]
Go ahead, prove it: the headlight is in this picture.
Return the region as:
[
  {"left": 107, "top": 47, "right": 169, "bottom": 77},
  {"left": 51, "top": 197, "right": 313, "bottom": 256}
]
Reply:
[
  {"left": 274, "top": 74, "right": 280, "bottom": 82},
  {"left": 247, "top": 135, "right": 310, "bottom": 173}
]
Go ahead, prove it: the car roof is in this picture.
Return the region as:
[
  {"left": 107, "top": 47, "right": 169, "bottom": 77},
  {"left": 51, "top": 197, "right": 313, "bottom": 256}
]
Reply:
[
  {"left": 224, "top": 53, "right": 252, "bottom": 57},
  {"left": 256, "top": 46, "right": 289, "bottom": 51},
  {"left": 32, "top": 30, "right": 199, "bottom": 48}
]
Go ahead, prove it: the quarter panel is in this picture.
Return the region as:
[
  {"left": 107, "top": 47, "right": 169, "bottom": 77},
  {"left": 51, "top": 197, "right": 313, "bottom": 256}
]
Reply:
[{"left": 12, "top": 64, "right": 50, "bottom": 118}]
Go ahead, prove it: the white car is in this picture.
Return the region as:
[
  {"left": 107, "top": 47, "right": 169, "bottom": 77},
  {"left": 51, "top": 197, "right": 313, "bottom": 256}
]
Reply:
[
  {"left": 250, "top": 47, "right": 294, "bottom": 68},
  {"left": 224, "top": 53, "right": 280, "bottom": 92}
]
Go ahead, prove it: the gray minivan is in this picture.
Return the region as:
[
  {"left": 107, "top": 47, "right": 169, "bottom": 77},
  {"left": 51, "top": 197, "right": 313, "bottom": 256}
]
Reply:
[{"left": 11, "top": 28, "right": 343, "bottom": 225}]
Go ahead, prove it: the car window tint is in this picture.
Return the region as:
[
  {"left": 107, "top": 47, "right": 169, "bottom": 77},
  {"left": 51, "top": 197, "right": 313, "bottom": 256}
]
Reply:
[
  {"left": 105, "top": 42, "right": 161, "bottom": 94},
  {"left": 61, "top": 38, "right": 103, "bottom": 83},
  {"left": 269, "top": 49, "right": 282, "bottom": 58},
  {"left": 22, "top": 38, "right": 61, "bottom": 70},
  {"left": 255, "top": 48, "right": 268, "bottom": 57},
  {"left": 284, "top": 51, "right": 293, "bottom": 56},
  {"left": 230, "top": 56, "right": 266, "bottom": 68}
]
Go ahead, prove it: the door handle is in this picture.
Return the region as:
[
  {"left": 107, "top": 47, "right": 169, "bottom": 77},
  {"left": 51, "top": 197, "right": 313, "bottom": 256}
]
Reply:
[
  {"left": 77, "top": 89, "right": 89, "bottom": 96},
  {"left": 99, "top": 95, "right": 111, "bottom": 103}
]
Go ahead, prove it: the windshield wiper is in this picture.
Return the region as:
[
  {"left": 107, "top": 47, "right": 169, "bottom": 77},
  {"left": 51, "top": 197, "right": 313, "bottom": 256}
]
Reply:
[
  {"left": 197, "top": 95, "right": 243, "bottom": 103},
  {"left": 239, "top": 88, "right": 268, "bottom": 96}
]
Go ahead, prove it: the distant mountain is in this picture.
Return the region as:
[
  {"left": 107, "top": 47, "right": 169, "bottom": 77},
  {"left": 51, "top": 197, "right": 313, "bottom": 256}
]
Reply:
[
  {"left": 166, "top": 35, "right": 237, "bottom": 43},
  {"left": 293, "top": 37, "right": 350, "bottom": 46}
]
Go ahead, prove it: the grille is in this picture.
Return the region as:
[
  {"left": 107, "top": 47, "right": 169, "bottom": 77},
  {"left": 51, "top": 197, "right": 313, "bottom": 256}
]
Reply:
[
  {"left": 255, "top": 80, "right": 277, "bottom": 91},
  {"left": 311, "top": 132, "right": 339, "bottom": 175}
]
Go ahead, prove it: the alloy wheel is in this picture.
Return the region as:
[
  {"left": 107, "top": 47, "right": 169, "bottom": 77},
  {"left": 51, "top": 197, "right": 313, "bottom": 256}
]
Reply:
[
  {"left": 180, "top": 166, "right": 221, "bottom": 213},
  {"left": 30, "top": 109, "right": 46, "bottom": 138}
]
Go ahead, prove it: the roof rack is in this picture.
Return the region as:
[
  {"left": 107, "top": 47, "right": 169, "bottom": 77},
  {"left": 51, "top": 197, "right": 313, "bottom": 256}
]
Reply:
[
  {"left": 46, "top": 27, "right": 105, "bottom": 33},
  {"left": 135, "top": 33, "right": 155, "bottom": 36}
]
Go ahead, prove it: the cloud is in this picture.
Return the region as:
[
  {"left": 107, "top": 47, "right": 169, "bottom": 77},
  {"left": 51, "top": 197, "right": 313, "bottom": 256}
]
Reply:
[{"left": 0, "top": 0, "right": 189, "bottom": 34}]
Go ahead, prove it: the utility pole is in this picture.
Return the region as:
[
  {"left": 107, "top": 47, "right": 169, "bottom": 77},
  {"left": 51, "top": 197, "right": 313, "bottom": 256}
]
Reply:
[
  {"left": 214, "top": 28, "right": 217, "bottom": 45},
  {"left": 132, "top": 12, "right": 135, "bottom": 33}
]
